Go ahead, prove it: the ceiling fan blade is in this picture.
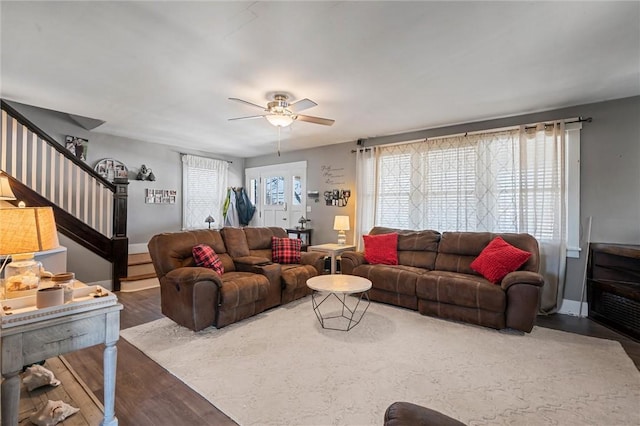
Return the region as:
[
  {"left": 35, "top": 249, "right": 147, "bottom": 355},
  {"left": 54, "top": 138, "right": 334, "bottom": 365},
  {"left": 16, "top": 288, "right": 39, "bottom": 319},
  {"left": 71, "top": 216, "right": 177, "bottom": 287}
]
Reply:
[
  {"left": 228, "top": 97, "right": 266, "bottom": 111},
  {"left": 228, "top": 114, "right": 267, "bottom": 121},
  {"left": 288, "top": 98, "right": 317, "bottom": 113},
  {"left": 294, "top": 114, "right": 335, "bottom": 126}
]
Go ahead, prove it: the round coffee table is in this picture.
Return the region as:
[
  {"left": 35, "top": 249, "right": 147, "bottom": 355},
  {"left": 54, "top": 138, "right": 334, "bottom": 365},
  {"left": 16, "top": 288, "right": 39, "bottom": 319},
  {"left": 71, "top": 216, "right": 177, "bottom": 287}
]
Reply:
[{"left": 307, "top": 275, "right": 372, "bottom": 331}]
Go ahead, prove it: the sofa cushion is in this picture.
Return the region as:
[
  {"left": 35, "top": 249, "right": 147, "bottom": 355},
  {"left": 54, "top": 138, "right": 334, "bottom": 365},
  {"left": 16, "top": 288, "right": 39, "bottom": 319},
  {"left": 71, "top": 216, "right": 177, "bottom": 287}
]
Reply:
[
  {"left": 364, "top": 232, "right": 398, "bottom": 265},
  {"left": 192, "top": 244, "right": 225, "bottom": 275},
  {"left": 219, "top": 272, "right": 270, "bottom": 308},
  {"left": 470, "top": 236, "right": 532, "bottom": 283},
  {"left": 281, "top": 264, "right": 318, "bottom": 293},
  {"left": 221, "top": 227, "right": 251, "bottom": 258},
  {"left": 369, "top": 227, "right": 440, "bottom": 269},
  {"left": 416, "top": 271, "right": 506, "bottom": 313},
  {"left": 352, "top": 264, "right": 424, "bottom": 296},
  {"left": 272, "top": 237, "right": 302, "bottom": 264}
]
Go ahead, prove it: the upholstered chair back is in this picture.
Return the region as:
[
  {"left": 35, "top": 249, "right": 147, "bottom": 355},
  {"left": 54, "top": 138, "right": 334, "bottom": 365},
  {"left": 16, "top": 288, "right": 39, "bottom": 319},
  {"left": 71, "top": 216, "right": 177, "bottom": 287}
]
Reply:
[
  {"left": 243, "top": 227, "right": 288, "bottom": 259},
  {"left": 369, "top": 227, "right": 441, "bottom": 269},
  {"left": 148, "top": 229, "right": 235, "bottom": 280},
  {"left": 434, "top": 232, "right": 540, "bottom": 275}
]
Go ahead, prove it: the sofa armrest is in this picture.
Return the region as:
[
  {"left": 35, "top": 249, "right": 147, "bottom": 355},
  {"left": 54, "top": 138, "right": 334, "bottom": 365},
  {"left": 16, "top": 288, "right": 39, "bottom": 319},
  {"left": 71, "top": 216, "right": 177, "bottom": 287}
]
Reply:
[
  {"left": 501, "top": 270, "right": 545, "bottom": 291},
  {"left": 245, "top": 262, "right": 282, "bottom": 309},
  {"left": 234, "top": 256, "right": 272, "bottom": 270},
  {"left": 501, "top": 271, "right": 545, "bottom": 333},
  {"left": 164, "top": 266, "right": 224, "bottom": 289},
  {"left": 340, "top": 251, "right": 367, "bottom": 275},
  {"left": 300, "top": 251, "right": 325, "bottom": 275},
  {"left": 160, "top": 266, "right": 223, "bottom": 331}
]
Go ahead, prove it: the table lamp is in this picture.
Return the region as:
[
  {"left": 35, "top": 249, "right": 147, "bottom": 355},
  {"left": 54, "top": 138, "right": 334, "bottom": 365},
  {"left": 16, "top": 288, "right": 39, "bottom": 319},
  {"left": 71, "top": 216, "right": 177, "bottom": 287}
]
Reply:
[
  {"left": 333, "top": 215, "right": 350, "bottom": 245},
  {"left": 0, "top": 206, "right": 60, "bottom": 299},
  {"left": 205, "top": 215, "right": 215, "bottom": 229}
]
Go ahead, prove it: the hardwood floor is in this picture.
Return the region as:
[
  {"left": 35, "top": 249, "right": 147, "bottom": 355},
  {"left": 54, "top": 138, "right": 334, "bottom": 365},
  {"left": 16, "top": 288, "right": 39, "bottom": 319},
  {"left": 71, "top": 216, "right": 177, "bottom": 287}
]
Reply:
[
  {"left": 63, "top": 288, "right": 237, "bottom": 426},
  {"left": 63, "top": 288, "right": 639, "bottom": 425}
]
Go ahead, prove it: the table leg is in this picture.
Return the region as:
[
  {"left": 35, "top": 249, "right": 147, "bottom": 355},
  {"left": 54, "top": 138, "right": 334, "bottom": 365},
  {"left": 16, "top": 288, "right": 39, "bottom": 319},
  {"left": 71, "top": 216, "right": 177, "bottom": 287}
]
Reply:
[
  {"left": 330, "top": 254, "right": 337, "bottom": 274},
  {"left": 1, "top": 370, "right": 21, "bottom": 426},
  {"left": 100, "top": 341, "right": 118, "bottom": 426}
]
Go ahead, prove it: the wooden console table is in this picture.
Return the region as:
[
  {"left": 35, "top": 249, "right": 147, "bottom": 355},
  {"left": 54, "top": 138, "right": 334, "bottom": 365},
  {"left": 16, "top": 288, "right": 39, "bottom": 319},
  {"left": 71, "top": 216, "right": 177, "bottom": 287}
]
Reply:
[
  {"left": 286, "top": 228, "right": 313, "bottom": 247},
  {"left": 1, "top": 285, "right": 123, "bottom": 425},
  {"left": 587, "top": 243, "right": 640, "bottom": 340}
]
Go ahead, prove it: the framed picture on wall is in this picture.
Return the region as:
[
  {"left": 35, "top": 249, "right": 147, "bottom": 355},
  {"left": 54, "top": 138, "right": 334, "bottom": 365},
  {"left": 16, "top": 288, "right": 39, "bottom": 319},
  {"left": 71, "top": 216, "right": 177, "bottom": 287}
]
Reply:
[
  {"left": 65, "top": 136, "right": 89, "bottom": 161},
  {"left": 94, "top": 158, "right": 128, "bottom": 182}
]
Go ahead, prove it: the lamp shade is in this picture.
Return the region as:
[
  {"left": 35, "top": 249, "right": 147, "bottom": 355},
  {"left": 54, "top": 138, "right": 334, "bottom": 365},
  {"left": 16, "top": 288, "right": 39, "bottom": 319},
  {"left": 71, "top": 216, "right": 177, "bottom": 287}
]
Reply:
[
  {"left": 333, "top": 215, "right": 350, "bottom": 231},
  {"left": 0, "top": 175, "right": 16, "bottom": 200},
  {"left": 0, "top": 207, "right": 60, "bottom": 256},
  {"left": 265, "top": 114, "right": 294, "bottom": 127}
]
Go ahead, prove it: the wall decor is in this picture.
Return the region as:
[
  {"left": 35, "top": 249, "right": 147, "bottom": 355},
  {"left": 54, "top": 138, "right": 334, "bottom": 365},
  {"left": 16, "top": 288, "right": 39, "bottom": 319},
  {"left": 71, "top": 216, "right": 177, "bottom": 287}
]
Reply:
[
  {"left": 136, "top": 164, "right": 156, "bottom": 181},
  {"left": 145, "top": 188, "right": 176, "bottom": 204},
  {"left": 65, "top": 136, "right": 89, "bottom": 161},
  {"left": 324, "top": 189, "right": 350, "bottom": 207},
  {"left": 320, "top": 165, "right": 346, "bottom": 185},
  {"left": 94, "top": 158, "right": 128, "bottom": 182}
]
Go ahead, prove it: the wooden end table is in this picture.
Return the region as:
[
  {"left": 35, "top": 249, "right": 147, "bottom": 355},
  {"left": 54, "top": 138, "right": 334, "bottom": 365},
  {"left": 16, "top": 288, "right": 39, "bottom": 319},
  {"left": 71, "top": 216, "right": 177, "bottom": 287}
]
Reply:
[{"left": 307, "top": 243, "right": 356, "bottom": 274}]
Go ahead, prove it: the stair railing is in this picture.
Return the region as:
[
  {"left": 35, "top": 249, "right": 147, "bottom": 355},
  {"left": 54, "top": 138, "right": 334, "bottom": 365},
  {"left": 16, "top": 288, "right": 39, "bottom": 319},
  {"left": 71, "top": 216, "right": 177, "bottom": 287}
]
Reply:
[{"left": 1, "top": 99, "right": 127, "bottom": 290}]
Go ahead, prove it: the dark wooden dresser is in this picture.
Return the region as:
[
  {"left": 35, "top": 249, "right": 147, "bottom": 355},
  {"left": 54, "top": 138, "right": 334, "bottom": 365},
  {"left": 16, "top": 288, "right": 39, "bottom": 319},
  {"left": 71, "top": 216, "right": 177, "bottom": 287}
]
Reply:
[{"left": 587, "top": 243, "right": 640, "bottom": 341}]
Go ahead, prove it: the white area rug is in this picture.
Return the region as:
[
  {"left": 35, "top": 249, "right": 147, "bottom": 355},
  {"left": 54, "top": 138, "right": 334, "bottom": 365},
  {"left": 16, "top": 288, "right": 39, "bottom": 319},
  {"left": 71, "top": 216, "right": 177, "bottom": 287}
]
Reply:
[{"left": 121, "top": 296, "right": 640, "bottom": 426}]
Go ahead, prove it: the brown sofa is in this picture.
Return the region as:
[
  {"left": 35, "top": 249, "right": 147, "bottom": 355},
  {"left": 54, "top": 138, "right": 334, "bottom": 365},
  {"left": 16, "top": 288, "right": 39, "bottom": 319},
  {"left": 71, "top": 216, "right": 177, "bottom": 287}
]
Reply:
[
  {"left": 384, "top": 402, "right": 465, "bottom": 426},
  {"left": 148, "top": 227, "right": 325, "bottom": 331},
  {"left": 341, "top": 227, "right": 544, "bottom": 332}
]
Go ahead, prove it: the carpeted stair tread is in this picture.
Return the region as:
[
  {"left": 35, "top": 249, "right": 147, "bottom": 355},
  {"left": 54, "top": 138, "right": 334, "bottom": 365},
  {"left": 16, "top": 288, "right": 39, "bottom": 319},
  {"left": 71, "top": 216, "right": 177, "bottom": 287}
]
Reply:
[{"left": 128, "top": 252, "right": 152, "bottom": 266}]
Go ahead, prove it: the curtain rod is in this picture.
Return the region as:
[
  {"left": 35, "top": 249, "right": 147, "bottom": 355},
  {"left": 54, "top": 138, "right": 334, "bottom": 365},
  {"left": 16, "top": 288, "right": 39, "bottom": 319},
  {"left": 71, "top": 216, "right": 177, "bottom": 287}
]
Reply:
[
  {"left": 350, "top": 116, "right": 593, "bottom": 153},
  {"left": 523, "top": 116, "right": 592, "bottom": 131},
  {"left": 180, "top": 153, "right": 233, "bottom": 164}
]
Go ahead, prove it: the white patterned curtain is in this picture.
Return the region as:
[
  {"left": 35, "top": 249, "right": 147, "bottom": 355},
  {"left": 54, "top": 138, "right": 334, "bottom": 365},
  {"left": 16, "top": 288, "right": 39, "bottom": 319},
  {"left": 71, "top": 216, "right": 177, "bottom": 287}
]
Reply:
[
  {"left": 182, "top": 154, "right": 229, "bottom": 230},
  {"left": 354, "top": 147, "right": 378, "bottom": 250},
  {"left": 369, "top": 123, "right": 567, "bottom": 313}
]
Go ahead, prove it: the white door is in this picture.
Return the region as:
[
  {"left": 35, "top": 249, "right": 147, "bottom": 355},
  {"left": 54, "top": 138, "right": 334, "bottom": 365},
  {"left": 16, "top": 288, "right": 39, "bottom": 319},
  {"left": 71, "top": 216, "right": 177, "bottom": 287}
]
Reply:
[{"left": 245, "top": 161, "right": 307, "bottom": 228}]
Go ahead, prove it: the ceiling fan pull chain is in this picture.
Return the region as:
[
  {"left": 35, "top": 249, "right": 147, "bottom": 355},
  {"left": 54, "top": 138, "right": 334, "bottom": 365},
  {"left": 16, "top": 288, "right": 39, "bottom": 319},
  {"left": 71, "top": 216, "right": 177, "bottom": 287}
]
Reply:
[{"left": 277, "top": 126, "right": 281, "bottom": 157}]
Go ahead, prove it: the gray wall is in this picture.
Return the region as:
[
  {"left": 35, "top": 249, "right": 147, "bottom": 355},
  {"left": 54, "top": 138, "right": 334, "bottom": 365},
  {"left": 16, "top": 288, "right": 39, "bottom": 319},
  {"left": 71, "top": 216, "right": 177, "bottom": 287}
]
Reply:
[
  {"left": 246, "top": 143, "right": 357, "bottom": 247},
  {"left": 7, "top": 96, "right": 639, "bottom": 301},
  {"left": 248, "top": 96, "right": 640, "bottom": 303},
  {"left": 6, "top": 101, "right": 244, "bottom": 283}
]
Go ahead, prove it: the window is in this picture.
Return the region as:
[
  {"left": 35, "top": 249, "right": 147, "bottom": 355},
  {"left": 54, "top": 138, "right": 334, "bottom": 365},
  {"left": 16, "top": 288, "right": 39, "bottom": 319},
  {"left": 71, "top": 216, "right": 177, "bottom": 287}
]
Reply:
[
  {"left": 374, "top": 123, "right": 576, "bottom": 247},
  {"left": 181, "top": 154, "right": 228, "bottom": 230}
]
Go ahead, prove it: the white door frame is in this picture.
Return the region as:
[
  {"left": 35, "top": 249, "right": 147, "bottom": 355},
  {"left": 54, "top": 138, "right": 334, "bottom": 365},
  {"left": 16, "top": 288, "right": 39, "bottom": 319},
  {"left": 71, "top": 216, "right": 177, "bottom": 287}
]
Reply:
[{"left": 245, "top": 161, "right": 307, "bottom": 228}]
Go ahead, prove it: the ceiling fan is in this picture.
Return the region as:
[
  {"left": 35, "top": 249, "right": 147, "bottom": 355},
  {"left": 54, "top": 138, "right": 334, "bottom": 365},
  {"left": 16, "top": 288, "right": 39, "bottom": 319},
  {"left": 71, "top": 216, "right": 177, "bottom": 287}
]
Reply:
[{"left": 228, "top": 93, "right": 335, "bottom": 127}]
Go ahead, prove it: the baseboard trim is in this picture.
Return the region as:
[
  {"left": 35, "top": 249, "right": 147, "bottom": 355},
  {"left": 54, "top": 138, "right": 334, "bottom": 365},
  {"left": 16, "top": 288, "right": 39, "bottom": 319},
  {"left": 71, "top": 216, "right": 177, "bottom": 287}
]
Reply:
[
  {"left": 129, "top": 243, "right": 148, "bottom": 254},
  {"left": 558, "top": 299, "right": 589, "bottom": 317}
]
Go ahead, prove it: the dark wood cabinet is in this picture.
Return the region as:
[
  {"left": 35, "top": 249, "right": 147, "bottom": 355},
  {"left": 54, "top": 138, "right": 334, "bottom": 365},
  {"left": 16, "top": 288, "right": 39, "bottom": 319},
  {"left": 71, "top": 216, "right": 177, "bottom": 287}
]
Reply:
[{"left": 587, "top": 243, "right": 640, "bottom": 341}]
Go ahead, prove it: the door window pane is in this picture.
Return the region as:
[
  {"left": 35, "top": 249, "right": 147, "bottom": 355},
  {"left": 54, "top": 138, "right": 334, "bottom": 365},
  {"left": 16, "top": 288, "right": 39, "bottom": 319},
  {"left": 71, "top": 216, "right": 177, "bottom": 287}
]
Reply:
[
  {"left": 265, "top": 176, "right": 285, "bottom": 205},
  {"left": 292, "top": 175, "right": 302, "bottom": 206}
]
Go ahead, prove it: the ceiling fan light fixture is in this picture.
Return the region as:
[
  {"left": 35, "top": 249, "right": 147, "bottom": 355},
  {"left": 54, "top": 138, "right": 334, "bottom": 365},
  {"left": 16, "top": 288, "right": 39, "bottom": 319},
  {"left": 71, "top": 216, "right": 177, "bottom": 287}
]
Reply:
[{"left": 265, "top": 114, "right": 294, "bottom": 127}]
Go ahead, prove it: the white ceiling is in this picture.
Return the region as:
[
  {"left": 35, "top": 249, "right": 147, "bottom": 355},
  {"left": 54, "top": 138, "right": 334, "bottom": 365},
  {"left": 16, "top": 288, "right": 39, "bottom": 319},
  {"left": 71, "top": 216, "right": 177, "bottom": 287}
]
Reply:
[{"left": 1, "top": 1, "right": 639, "bottom": 158}]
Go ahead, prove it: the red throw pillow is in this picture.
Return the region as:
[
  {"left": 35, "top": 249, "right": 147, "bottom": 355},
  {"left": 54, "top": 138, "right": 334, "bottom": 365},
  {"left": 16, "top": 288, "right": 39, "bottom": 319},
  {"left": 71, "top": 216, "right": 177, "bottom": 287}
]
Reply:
[
  {"left": 272, "top": 237, "right": 302, "bottom": 264},
  {"left": 470, "top": 236, "right": 531, "bottom": 284},
  {"left": 363, "top": 233, "right": 398, "bottom": 265},
  {"left": 192, "top": 244, "right": 224, "bottom": 276}
]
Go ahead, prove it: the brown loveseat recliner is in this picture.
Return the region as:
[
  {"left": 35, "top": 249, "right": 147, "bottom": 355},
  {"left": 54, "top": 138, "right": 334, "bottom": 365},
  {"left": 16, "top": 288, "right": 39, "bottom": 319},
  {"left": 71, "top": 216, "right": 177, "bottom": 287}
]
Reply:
[
  {"left": 148, "top": 227, "right": 325, "bottom": 331},
  {"left": 341, "top": 227, "right": 544, "bottom": 332}
]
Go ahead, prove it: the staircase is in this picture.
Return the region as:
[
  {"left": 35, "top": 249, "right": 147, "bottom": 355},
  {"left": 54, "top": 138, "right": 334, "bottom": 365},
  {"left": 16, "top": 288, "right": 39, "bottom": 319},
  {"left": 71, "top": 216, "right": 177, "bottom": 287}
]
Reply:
[
  {"left": 120, "top": 252, "right": 159, "bottom": 292},
  {"left": 1, "top": 99, "right": 128, "bottom": 291}
]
